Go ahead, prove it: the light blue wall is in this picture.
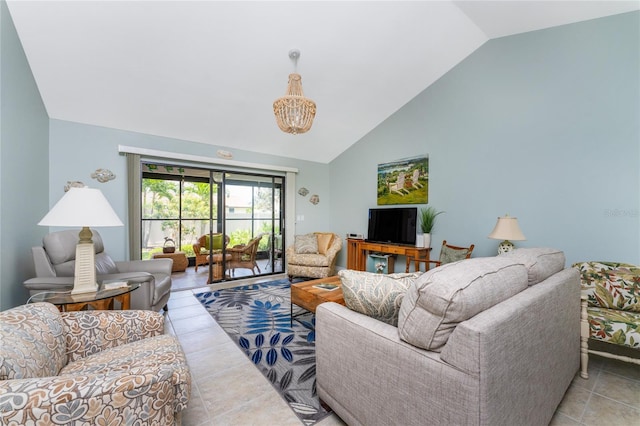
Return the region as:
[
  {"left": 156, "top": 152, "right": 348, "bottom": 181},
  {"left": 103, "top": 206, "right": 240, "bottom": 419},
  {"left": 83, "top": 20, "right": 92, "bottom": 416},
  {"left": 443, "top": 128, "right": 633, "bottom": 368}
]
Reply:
[
  {"left": 4, "top": 9, "right": 639, "bottom": 310},
  {"left": 0, "top": 0, "right": 49, "bottom": 310},
  {"left": 330, "top": 11, "right": 640, "bottom": 269},
  {"left": 48, "top": 120, "right": 332, "bottom": 261}
]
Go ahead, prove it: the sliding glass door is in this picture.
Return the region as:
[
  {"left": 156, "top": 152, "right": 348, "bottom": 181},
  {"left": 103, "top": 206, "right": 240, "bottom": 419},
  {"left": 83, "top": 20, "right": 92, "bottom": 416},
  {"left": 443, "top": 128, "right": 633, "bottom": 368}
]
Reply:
[
  {"left": 225, "top": 174, "right": 284, "bottom": 275},
  {"left": 141, "top": 163, "right": 284, "bottom": 283}
]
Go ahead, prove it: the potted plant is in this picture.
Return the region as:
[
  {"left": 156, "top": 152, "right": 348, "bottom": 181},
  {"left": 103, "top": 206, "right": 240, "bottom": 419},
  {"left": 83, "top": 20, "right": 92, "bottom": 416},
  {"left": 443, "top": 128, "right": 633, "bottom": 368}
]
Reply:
[{"left": 419, "top": 206, "right": 444, "bottom": 248}]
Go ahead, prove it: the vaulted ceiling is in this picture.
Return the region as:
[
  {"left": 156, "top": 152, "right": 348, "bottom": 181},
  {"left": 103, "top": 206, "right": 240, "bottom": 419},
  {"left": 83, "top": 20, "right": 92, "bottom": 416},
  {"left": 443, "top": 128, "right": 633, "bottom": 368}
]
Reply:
[{"left": 7, "top": 1, "right": 639, "bottom": 163}]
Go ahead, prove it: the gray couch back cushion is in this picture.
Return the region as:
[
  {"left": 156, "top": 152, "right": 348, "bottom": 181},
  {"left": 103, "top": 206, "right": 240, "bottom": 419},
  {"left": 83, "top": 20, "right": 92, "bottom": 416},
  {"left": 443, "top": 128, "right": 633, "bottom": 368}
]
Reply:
[
  {"left": 500, "top": 247, "right": 565, "bottom": 285},
  {"left": 397, "top": 257, "right": 528, "bottom": 351}
]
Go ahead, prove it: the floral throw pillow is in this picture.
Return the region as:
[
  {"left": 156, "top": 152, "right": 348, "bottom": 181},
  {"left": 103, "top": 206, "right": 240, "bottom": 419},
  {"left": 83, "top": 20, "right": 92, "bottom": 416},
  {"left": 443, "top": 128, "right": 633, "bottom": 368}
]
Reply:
[
  {"left": 339, "top": 270, "right": 422, "bottom": 326},
  {"left": 294, "top": 233, "right": 318, "bottom": 254}
]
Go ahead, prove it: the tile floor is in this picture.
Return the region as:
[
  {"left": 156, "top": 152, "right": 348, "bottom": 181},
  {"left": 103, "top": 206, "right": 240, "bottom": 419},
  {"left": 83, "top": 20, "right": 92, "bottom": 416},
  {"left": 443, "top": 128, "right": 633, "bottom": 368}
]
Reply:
[{"left": 165, "top": 268, "right": 640, "bottom": 426}]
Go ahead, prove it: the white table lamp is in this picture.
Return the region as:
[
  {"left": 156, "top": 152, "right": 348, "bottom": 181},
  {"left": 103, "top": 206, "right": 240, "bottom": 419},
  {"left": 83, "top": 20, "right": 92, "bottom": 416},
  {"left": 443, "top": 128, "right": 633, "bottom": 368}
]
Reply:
[
  {"left": 38, "top": 187, "right": 124, "bottom": 294},
  {"left": 488, "top": 215, "right": 526, "bottom": 254}
]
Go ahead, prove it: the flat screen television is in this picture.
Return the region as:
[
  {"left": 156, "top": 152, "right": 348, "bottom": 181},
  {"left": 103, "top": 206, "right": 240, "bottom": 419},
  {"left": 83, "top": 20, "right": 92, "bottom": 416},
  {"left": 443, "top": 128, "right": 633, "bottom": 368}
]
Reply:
[{"left": 367, "top": 207, "right": 417, "bottom": 246}]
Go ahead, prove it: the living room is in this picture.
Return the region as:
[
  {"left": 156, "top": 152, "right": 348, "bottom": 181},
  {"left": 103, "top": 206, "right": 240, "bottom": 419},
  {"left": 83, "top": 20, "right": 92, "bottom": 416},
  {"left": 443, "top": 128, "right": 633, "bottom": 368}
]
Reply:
[{"left": 1, "top": 1, "right": 638, "bottom": 424}]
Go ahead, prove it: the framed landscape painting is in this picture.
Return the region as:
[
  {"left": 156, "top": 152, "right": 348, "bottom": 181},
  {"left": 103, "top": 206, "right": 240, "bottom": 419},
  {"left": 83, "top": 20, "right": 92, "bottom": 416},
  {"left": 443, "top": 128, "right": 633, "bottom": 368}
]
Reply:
[{"left": 377, "top": 155, "right": 428, "bottom": 205}]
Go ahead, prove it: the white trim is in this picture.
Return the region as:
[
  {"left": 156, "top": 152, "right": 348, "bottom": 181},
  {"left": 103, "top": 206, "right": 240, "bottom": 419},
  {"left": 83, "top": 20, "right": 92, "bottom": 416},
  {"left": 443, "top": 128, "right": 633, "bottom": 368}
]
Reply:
[
  {"left": 118, "top": 145, "right": 299, "bottom": 174},
  {"left": 285, "top": 171, "right": 297, "bottom": 254}
]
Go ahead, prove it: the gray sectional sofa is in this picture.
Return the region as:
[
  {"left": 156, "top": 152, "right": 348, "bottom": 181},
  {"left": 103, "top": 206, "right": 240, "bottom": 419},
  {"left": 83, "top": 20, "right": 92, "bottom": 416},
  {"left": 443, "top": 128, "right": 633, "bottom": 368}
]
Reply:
[{"left": 316, "top": 248, "right": 580, "bottom": 426}]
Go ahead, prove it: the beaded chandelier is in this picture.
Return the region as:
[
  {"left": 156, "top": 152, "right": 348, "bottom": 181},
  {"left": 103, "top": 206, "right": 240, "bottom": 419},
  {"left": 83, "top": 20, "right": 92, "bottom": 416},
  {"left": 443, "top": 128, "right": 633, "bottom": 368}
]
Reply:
[{"left": 273, "top": 50, "right": 316, "bottom": 135}]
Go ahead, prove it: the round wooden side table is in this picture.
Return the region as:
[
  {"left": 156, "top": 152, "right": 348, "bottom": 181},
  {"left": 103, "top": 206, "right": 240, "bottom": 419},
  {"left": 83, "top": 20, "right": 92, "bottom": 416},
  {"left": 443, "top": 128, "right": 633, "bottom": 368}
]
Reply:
[{"left": 30, "top": 282, "right": 140, "bottom": 312}]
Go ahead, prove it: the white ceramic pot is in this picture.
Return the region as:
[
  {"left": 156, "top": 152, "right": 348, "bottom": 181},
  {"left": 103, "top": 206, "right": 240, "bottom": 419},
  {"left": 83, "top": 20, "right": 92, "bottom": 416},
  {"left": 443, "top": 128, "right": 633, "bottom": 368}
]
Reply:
[{"left": 423, "top": 233, "right": 431, "bottom": 249}]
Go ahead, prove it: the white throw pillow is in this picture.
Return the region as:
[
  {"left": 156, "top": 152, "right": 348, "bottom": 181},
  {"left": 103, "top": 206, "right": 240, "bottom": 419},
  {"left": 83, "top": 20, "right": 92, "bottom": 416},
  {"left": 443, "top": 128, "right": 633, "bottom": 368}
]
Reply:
[{"left": 294, "top": 234, "right": 318, "bottom": 254}]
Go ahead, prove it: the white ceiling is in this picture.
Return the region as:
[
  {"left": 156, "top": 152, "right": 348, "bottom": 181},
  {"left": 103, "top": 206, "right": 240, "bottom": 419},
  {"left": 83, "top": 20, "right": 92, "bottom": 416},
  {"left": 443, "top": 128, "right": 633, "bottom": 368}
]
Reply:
[{"left": 7, "top": 1, "right": 639, "bottom": 163}]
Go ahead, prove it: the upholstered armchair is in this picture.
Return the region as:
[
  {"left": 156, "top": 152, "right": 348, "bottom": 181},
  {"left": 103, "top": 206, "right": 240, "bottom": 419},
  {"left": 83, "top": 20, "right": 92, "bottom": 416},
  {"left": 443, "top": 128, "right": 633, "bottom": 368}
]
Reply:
[
  {"left": 0, "top": 302, "right": 191, "bottom": 425},
  {"left": 286, "top": 232, "right": 342, "bottom": 280},
  {"left": 573, "top": 261, "right": 640, "bottom": 379},
  {"left": 192, "top": 233, "right": 230, "bottom": 272},
  {"left": 25, "top": 229, "right": 172, "bottom": 311}
]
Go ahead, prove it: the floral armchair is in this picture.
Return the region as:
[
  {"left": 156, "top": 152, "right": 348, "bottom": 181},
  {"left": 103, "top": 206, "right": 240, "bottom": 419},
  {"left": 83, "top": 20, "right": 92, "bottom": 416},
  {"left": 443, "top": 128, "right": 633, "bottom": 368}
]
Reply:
[
  {"left": 0, "top": 302, "right": 191, "bottom": 425},
  {"left": 573, "top": 261, "right": 640, "bottom": 379},
  {"left": 286, "top": 232, "right": 342, "bottom": 280}
]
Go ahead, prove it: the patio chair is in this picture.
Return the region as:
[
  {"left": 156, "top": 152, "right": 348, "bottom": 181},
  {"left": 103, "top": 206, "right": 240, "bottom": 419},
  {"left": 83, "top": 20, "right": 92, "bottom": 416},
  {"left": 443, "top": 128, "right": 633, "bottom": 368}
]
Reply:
[
  {"left": 227, "top": 234, "right": 265, "bottom": 277},
  {"left": 192, "top": 233, "right": 229, "bottom": 272}
]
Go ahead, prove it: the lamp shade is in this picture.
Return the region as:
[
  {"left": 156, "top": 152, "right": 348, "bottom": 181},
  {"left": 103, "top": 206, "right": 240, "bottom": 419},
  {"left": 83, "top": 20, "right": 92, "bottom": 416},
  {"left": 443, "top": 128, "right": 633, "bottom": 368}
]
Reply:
[
  {"left": 488, "top": 216, "right": 526, "bottom": 241},
  {"left": 39, "top": 187, "right": 123, "bottom": 227}
]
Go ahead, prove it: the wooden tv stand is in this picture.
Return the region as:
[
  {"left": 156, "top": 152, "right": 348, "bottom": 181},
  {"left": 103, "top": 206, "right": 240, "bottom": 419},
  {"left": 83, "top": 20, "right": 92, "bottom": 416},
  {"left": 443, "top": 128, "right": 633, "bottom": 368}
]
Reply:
[{"left": 346, "top": 239, "right": 431, "bottom": 273}]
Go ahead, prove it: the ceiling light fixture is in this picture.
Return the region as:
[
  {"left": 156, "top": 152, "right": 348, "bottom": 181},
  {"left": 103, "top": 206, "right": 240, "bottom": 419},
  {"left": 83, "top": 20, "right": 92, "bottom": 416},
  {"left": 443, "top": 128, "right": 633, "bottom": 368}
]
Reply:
[{"left": 273, "top": 49, "right": 316, "bottom": 135}]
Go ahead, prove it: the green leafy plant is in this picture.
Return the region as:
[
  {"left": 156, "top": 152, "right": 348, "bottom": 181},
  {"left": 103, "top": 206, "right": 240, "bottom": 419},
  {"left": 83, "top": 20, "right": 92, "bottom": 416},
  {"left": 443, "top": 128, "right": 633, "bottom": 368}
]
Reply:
[{"left": 420, "top": 206, "right": 444, "bottom": 233}]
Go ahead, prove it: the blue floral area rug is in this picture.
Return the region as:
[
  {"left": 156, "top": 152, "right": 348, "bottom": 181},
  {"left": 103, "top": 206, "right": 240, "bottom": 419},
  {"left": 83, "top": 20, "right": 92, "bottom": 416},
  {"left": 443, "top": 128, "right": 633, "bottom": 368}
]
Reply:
[{"left": 194, "top": 279, "right": 332, "bottom": 425}]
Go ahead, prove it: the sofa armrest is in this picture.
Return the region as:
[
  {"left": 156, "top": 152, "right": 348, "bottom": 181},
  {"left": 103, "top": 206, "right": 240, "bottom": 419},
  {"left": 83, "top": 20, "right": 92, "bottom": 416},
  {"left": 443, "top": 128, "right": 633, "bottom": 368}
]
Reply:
[
  {"left": 31, "top": 246, "right": 57, "bottom": 277},
  {"left": 61, "top": 310, "right": 164, "bottom": 362},
  {"left": 286, "top": 245, "right": 295, "bottom": 259},
  {"left": 23, "top": 277, "right": 74, "bottom": 296},
  {"left": 0, "top": 363, "right": 186, "bottom": 425},
  {"left": 324, "top": 237, "right": 343, "bottom": 260},
  {"left": 115, "top": 258, "right": 172, "bottom": 275}
]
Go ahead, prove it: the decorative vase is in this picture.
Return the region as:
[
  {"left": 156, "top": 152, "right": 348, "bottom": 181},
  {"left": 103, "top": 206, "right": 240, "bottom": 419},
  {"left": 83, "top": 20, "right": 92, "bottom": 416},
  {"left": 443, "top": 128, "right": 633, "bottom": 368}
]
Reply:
[{"left": 423, "top": 233, "right": 431, "bottom": 249}]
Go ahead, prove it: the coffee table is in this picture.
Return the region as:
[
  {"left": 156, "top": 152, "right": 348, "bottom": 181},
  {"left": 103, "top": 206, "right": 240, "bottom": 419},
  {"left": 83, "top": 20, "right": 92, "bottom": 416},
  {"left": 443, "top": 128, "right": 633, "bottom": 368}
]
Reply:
[
  {"left": 290, "top": 276, "right": 344, "bottom": 324},
  {"left": 30, "top": 281, "right": 140, "bottom": 312}
]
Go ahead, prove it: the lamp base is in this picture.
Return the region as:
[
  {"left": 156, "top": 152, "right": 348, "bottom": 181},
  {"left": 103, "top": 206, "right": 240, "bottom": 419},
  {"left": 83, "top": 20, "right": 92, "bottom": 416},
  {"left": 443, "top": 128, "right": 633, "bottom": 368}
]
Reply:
[
  {"left": 497, "top": 240, "right": 515, "bottom": 255},
  {"left": 72, "top": 240, "right": 98, "bottom": 294}
]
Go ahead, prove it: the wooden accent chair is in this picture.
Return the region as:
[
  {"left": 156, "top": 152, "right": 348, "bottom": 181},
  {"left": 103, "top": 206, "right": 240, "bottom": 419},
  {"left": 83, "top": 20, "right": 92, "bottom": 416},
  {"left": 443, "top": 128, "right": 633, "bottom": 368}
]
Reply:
[
  {"left": 412, "top": 240, "right": 475, "bottom": 272},
  {"left": 227, "top": 234, "right": 265, "bottom": 277},
  {"left": 192, "top": 233, "right": 229, "bottom": 272},
  {"left": 573, "top": 261, "right": 640, "bottom": 379}
]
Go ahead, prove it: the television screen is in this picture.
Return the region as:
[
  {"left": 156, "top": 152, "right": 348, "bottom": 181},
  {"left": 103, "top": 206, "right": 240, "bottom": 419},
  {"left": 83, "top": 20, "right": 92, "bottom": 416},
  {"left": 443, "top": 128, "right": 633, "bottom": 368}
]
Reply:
[{"left": 367, "top": 207, "right": 417, "bottom": 246}]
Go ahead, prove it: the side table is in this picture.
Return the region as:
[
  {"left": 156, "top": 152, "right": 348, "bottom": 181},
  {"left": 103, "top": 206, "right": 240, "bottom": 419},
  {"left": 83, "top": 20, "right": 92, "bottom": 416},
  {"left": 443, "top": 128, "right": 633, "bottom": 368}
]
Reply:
[
  {"left": 206, "top": 253, "right": 232, "bottom": 283},
  {"left": 29, "top": 282, "right": 140, "bottom": 312},
  {"left": 152, "top": 251, "right": 188, "bottom": 272}
]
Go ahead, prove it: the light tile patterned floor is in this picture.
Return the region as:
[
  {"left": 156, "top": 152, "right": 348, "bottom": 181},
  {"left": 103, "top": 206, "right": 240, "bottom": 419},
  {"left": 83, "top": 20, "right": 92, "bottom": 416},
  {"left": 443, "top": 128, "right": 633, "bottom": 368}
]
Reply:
[{"left": 166, "top": 270, "right": 640, "bottom": 426}]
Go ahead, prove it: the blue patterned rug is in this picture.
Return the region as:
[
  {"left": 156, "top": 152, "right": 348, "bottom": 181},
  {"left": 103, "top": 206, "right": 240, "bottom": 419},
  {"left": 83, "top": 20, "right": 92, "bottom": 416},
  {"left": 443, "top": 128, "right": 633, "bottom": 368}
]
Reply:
[{"left": 194, "top": 279, "right": 332, "bottom": 425}]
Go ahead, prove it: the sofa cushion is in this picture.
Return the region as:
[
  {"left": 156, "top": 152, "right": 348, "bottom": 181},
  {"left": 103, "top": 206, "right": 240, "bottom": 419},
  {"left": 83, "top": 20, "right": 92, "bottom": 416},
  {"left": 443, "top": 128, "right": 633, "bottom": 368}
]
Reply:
[
  {"left": 339, "top": 270, "right": 422, "bottom": 326},
  {"left": 95, "top": 252, "right": 119, "bottom": 274},
  {"left": 61, "top": 334, "right": 188, "bottom": 377},
  {"left": 315, "top": 232, "right": 334, "bottom": 255},
  {"left": 288, "top": 253, "right": 331, "bottom": 267},
  {"left": 586, "top": 306, "right": 640, "bottom": 348},
  {"left": 0, "top": 303, "right": 67, "bottom": 380},
  {"left": 294, "top": 233, "right": 318, "bottom": 254},
  {"left": 501, "top": 247, "right": 565, "bottom": 285},
  {"left": 398, "top": 257, "right": 528, "bottom": 351}
]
